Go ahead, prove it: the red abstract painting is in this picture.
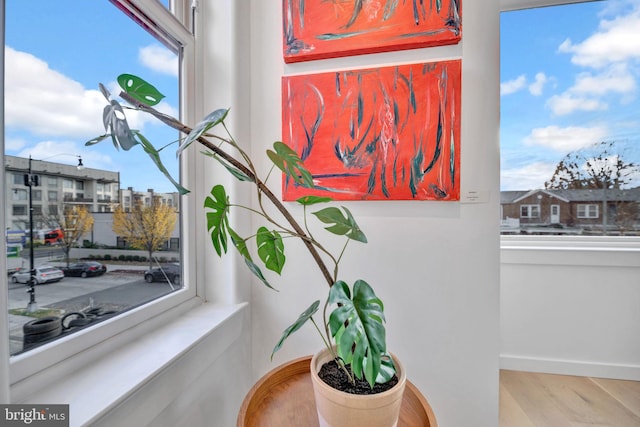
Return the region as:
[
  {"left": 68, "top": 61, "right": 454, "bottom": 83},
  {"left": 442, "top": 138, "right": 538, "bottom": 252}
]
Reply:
[
  {"left": 282, "top": 60, "right": 461, "bottom": 201},
  {"left": 283, "top": 0, "right": 462, "bottom": 63}
]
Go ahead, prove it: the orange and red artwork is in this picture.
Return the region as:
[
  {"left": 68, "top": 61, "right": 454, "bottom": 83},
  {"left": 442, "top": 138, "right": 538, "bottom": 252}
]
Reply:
[
  {"left": 282, "top": 60, "right": 461, "bottom": 201},
  {"left": 283, "top": 0, "right": 462, "bottom": 63}
]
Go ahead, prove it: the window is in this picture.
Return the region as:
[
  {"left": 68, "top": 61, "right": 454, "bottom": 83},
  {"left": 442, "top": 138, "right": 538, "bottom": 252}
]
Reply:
[
  {"left": 48, "top": 205, "right": 58, "bottom": 216},
  {"left": 4, "top": 0, "right": 196, "bottom": 373},
  {"left": 520, "top": 205, "right": 540, "bottom": 219},
  {"left": 12, "top": 206, "right": 27, "bottom": 216},
  {"left": 12, "top": 189, "right": 27, "bottom": 201},
  {"left": 577, "top": 204, "right": 599, "bottom": 219},
  {"left": 48, "top": 190, "right": 58, "bottom": 201},
  {"left": 13, "top": 173, "right": 23, "bottom": 185},
  {"left": 500, "top": 2, "right": 640, "bottom": 236},
  {"left": 33, "top": 190, "right": 41, "bottom": 201},
  {"left": 47, "top": 177, "right": 57, "bottom": 187}
]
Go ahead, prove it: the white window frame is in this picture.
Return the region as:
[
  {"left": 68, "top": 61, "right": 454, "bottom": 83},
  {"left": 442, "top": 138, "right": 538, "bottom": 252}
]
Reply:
[
  {"left": 520, "top": 204, "right": 540, "bottom": 219},
  {"left": 577, "top": 204, "right": 599, "bottom": 219},
  {"left": 6, "top": 0, "right": 201, "bottom": 395}
]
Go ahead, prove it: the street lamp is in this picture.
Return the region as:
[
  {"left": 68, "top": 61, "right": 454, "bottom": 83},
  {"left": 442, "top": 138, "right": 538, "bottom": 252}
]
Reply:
[{"left": 25, "top": 154, "right": 84, "bottom": 313}]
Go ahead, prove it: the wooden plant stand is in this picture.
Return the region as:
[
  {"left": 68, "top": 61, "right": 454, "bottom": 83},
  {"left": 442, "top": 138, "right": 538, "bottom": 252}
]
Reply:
[{"left": 237, "top": 356, "right": 438, "bottom": 427}]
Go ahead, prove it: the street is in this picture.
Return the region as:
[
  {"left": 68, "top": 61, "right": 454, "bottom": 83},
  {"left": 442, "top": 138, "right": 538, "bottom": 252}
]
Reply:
[{"left": 6, "top": 264, "right": 180, "bottom": 354}]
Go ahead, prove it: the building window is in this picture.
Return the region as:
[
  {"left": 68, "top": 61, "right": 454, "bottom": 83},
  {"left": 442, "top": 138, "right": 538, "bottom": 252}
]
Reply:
[
  {"left": 75, "top": 180, "right": 84, "bottom": 190},
  {"left": 12, "top": 205, "right": 27, "bottom": 216},
  {"left": 12, "top": 189, "right": 27, "bottom": 201},
  {"left": 63, "top": 179, "right": 73, "bottom": 189},
  {"left": 13, "top": 173, "right": 23, "bottom": 185},
  {"left": 520, "top": 205, "right": 540, "bottom": 219},
  {"left": 33, "top": 190, "right": 42, "bottom": 201},
  {"left": 48, "top": 205, "right": 58, "bottom": 216},
  {"left": 48, "top": 176, "right": 57, "bottom": 187},
  {"left": 32, "top": 205, "right": 42, "bottom": 216},
  {"left": 577, "top": 204, "right": 599, "bottom": 219},
  {"left": 48, "top": 190, "right": 58, "bottom": 201}
]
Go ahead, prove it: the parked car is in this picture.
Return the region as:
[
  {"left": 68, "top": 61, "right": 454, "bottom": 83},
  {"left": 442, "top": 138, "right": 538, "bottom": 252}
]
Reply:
[
  {"left": 61, "top": 261, "right": 107, "bottom": 278},
  {"left": 144, "top": 263, "right": 181, "bottom": 285},
  {"left": 11, "top": 266, "right": 64, "bottom": 284}
]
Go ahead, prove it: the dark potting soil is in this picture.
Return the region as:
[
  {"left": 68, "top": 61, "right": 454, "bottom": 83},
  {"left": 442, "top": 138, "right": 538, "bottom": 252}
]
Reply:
[{"left": 318, "top": 359, "right": 399, "bottom": 395}]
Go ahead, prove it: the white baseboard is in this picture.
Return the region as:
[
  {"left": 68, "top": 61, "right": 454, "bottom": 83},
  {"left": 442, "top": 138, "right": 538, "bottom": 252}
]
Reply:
[{"left": 500, "top": 354, "right": 640, "bottom": 381}]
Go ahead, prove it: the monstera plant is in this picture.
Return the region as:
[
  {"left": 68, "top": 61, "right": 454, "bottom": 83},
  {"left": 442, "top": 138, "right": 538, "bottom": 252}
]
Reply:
[{"left": 88, "top": 74, "right": 397, "bottom": 390}]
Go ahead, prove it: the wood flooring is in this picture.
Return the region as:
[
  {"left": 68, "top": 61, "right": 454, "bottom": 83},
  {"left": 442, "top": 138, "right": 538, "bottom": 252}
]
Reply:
[{"left": 500, "top": 370, "right": 640, "bottom": 427}]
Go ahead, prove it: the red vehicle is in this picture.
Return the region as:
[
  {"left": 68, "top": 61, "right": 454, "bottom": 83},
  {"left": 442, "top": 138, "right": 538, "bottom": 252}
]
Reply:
[{"left": 44, "top": 229, "right": 64, "bottom": 245}]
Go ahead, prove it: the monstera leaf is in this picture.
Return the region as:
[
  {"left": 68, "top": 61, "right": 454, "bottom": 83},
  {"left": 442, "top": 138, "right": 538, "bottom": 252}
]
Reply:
[
  {"left": 117, "top": 74, "right": 165, "bottom": 106},
  {"left": 328, "top": 279, "right": 388, "bottom": 388},
  {"left": 266, "top": 141, "right": 314, "bottom": 188},
  {"left": 204, "top": 184, "right": 231, "bottom": 256},
  {"left": 271, "top": 300, "right": 320, "bottom": 359},
  {"left": 312, "top": 206, "right": 367, "bottom": 243}
]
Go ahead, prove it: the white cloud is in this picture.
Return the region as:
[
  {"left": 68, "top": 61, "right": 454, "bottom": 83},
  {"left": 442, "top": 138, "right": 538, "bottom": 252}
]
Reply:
[
  {"left": 571, "top": 63, "right": 636, "bottom": 97},
  {"left": 501, "top": 162, "right": 557, "bottom": 191},
  {"left": 5, "top": 46, "right": 105, "bottom": 138},
  {"left": 558, "top": 4, "right": 640, "bottom": 68},
  {"left": 528, "top": 72, "right": 549, "bottom": 96},
  {"left": 524, "top": 125, "right": 609, "bottom": 152},
  {"left": 139, "top": 45, "right": 179, "bottom": 77},
  {"left": 501, "top": 75, "right": 527, "bottom": 96},
  {"left": 546, "top": 63, "right": 635, "bottom": 115},
  {"left": 546, "top": 93, "right": 607, "bottom": 115},
  {"left": 16, "top": 140, "right": 114, "bottom": 170}
]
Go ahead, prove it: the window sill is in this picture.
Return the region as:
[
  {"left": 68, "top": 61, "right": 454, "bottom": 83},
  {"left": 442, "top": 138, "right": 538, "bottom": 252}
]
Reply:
[
  {"left": 501, "top": 235, "right": 640, "bottom": 267},
  {"left": 13, "top": 302, "right": 248, "bottom": 426}
]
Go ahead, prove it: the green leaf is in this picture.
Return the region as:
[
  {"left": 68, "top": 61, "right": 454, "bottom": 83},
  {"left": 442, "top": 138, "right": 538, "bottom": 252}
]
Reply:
[
  {"left": 328, "top": 280, "right": 388, "bottom": 388},
  {"left": 117, "top": 74, "right": 165, "bottom": 106},
  {"left": 102, "top": 100, "right": 138, "bottom": 150},
  {"left": 256, "top": 227, "right": 286, "bottom": 275},
  {"left": 84, "top": 134, "right": 111, "bottom": 147},
  {"left": 203, "top": 185, "right": 231, "bottom": 256},
  {"left": 177, "top": 108, "right": 229, "bottom": 157},
  {"left": 296, "top": 195, "right": 333, "bottom": 206},
  {"left": 266, "top": 141, "right": 314, "bottom": 188},
  {"left": 229, "top": 228, "right": 276, "bottom": 290},
  {"left": 312, "top": 206, "right": 367, "bottom": 243},
  {"left": 201, "top": 150, "right": 253, "bottom": 182},
  {"left": 271, "top": 300, "right": 320, "bottom": 359},
  {"left": 135, "top": 131, "right": 190, "bottom": 195}
]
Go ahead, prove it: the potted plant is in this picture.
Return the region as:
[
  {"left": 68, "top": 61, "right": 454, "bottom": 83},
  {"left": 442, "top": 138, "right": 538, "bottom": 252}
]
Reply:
[{"left": 89, "top": 74, "right": 406, "bottom": 426}]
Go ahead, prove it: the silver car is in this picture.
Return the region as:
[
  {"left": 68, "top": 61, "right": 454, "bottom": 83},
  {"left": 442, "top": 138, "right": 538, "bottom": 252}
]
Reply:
[{"left": 11, "top": 266, "right": 65, "bottom": 284}]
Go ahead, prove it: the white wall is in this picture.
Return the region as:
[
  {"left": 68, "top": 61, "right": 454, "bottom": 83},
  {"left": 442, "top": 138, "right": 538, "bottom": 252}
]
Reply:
[
  {"left": 249, "top": 2, "right": 501, "bottom": 427},
  {"left": 501, "top": 236, "right": 640, "bottom": 380}
]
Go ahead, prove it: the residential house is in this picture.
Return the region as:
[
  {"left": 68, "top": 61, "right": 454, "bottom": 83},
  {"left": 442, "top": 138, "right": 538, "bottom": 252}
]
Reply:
[{"left": 501, "top": 187, "right": 640, "bottom": 234}]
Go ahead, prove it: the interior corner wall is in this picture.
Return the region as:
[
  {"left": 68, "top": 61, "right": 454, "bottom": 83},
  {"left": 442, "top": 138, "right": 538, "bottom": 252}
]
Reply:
[{"left": 249, "top": 2, "right": 501, "bottom": 427}]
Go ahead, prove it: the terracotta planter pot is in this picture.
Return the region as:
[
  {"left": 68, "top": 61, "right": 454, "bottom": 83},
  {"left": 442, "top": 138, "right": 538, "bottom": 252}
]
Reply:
[{"left": 310, "top": 347, "right": 407, "bottom": 427}]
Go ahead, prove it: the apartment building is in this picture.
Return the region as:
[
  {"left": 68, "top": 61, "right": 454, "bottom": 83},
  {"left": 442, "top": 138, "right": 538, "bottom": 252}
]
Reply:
[{"left": 4, "top": 155, "right": 120, "bottom": 231}]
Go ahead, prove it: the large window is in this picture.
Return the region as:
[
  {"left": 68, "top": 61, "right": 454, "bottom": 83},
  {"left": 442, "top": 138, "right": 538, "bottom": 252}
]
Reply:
[
  {"left": 4, "top": 0, "right": 195, "bottom": 367},
  {"left": 577, "top": 204, "right": 599, "bottom": 219},
  {"left": 500, "top": 1, "right": 640, "bottom": 236}
]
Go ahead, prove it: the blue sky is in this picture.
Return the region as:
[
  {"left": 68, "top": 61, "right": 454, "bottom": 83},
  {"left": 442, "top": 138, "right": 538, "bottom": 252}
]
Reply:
[
  {"left": 4, "top": 0, "right": 179, "bottom": 193},
  {"left": 501, "top": 0, "right": 640, "bottom": 190},
  {"left": 4, "top": 1, "right": 640, "bottom": 194}
]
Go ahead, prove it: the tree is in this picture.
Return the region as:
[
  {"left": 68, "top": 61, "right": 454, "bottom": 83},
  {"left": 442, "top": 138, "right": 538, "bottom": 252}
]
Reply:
[
  {"left": 59, "top": 206, "right": 95, "bottom": 267},
  {"left": 545, "top": 141, "right": 637, "bottom": 190},
  {"left": 545, "top": 141, "right": 639, "bottom": 233},
  {"left": 112, "top": 199, "right": 177, "bottom": 269}
]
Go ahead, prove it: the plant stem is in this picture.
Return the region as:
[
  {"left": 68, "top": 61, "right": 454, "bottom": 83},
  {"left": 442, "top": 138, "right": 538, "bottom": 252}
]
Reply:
[{"left": 120, "top": 91, "right": 335, "bottom": 287}]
